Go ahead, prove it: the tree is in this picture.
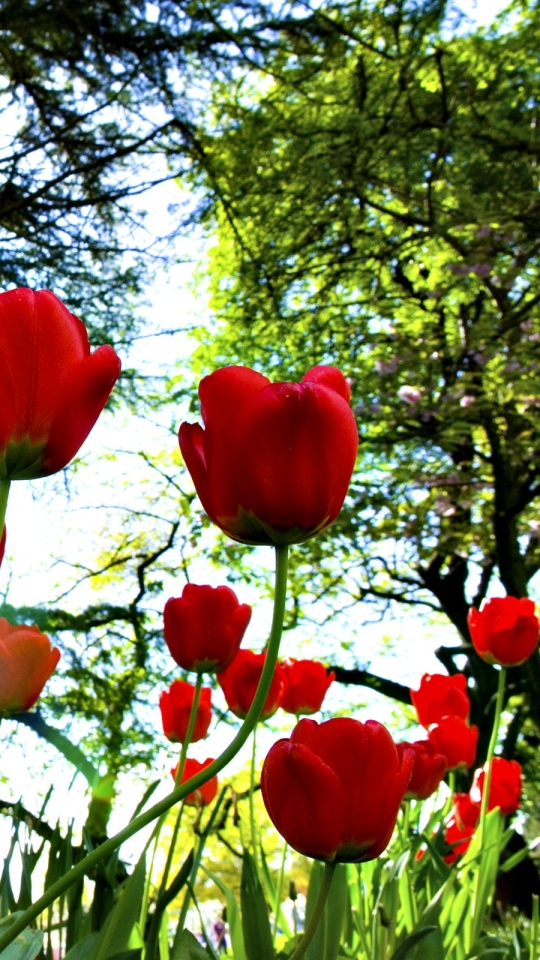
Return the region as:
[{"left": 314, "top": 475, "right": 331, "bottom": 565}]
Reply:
[{"left": 177, "top": 0, "right": 540, "bottom": 760}]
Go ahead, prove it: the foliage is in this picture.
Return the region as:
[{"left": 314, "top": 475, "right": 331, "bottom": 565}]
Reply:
[
  {"left": 172, "top": 0, "right": 540, "bottom": 756},
  {"left": 0, "top": 754, "right": 534, "bottom": 959}
]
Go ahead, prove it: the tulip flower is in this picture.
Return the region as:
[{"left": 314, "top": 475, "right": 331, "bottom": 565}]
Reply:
[
  {"left": 428, "top": 715, "right": 479, "bottom": 769},
  {"left": 164, "top": 584, "right": 252, "bottom": 674},
  {"left": 411, "top": 673, "right": 470, "bottom": 728},
  {"left": 179, "top": 364, "right": 358, "bottom": 546},
  {"left": 468, "top": 596, "right": 539, "bottom": 667},
  {"left": 170, "top": 757, "right": 218, "bottom": 806},
  {"left": 396, "top": 740, "right": 447, "bottom": 801},
  {"left": 0, "top": 618, "right": 60, "bottom": 713},
  {"left": 159, "top": 680, "right": 212, "bottom": 743},
  {"left": 0, "top": 288, "right": 121, "bottom": 480},
  {"left": 261, "top": 717, "right": 414, "bottom": 862},
  {"left": 281, "top": 659, "right": 335, "bottom": 715},
  {"left": 471, "top": 757, "right": 521, "bottom": 816},
  {"left": 218, "top": 649, "right": 284, "bottom": 720},
  {"left": 444, "top": 793, "right": 480, "bottom": 864}
]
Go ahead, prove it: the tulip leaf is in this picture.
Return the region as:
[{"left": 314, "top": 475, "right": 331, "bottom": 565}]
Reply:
[
  {"left": 468, "top": 809, "right": 505, "bottom": 946},
  {"left": 259, "top": 845, "right": 293, "bottom": 940},
  {"left": 93, "top": 852, "right": 146, "bottom": 960},
  {"left": 172, "top": 929, "right": 213, "bottom": 959},
  {"left": 389, "top": 926, "right": 439, "bottom": 960},
  {"left": 240, "top": 850, "right": 274, "bottom": 960},
  {"left": 64, "top": 934, "right": 100, "bottom": 960},
  {"left": 202, "top": 868, "right": 247, "bottom": 960},
  {"left": 0, "top": 916, "right": 44, "bottom": 960},
  {"left": 13, "top": 712, "right": 100, "bottom": 787}
]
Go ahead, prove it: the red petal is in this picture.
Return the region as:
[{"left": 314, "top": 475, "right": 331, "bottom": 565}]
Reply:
[
  {"left": 40, "top": 345, "right": 121, "bottom": 476},
  {"left": 261, "top": 738, "right": 345, "bottom": 861}
]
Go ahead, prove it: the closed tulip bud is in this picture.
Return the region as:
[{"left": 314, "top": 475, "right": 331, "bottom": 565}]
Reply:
[
  {"left": 281, "top": 659, "right": 335, "bottom": 716},
  {"left": 471, "top": 757, "right": 521, "bottom": 816},
  {"left": 468, "top": 596, "right": 539, "bottom": 667},
  {"left": 164, "top": 584, "right": 251, "bottom": 674},
  {"left": 261, "top": 717, "right": 414, "bottom": 863},
  {"left": 411, "top": 673, "right": 470, "bottom": 728},
  {"left": 0, "top": 618, "right": 60, "bottom": 713},
  {"left": 396, "top": 740, "right": 447, "bottom": 800},
  {"left": 170, "top": 757, "right": 218, "bottom": 806},
  {"left": 218, "top": 649, "right": 284, "bottom": 720},
  {"left": 159, "top": 680, "right": 212, "bottom": 743},
  {"left": 0, "top": 288, "right": 121, "bottom": 480},
  {"left": 179, "top": 365, "right": 358, "bottom": 546},
  {"left": 428, "top": 716, "right": 479, "bottom": 770}
]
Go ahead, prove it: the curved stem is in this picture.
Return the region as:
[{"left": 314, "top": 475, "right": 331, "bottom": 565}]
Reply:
[
  {"left": 289, "top": 862, "right": 336, "bottom": 960},
  {"left": 0, "top": 479, "right": 10, "bottom": 538},
  {"left": 0, "top": 544, "right": 289, "bottom": 953}
]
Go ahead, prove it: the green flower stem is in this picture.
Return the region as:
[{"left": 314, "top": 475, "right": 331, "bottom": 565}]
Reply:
[
  {"left": 477, "top": 666, "right": 506, "bottom": 849},
  {"left": 249, "top": 724, "right": 258, "bottom": 867},
  {"left": 272, "top": 838, "right": 288, "bottom": 943},
  {"left": 172, "top": 785, "right": 229, "bottom": 949},
  {"left": 400, "top": 800, "right": 410, "bottom": 843},
  {"left": 174, "top": 673, "right": 203, "bottom": 788},
  {"left": 443, "top": 770, "right": 456, "bottom": 818},
  {"left": 470, "top": 665, "right": 506, "bottom": 943},
  {"left": 289, "top": 861, "right": 336, "bottom": 960},
  {"left": 0, "top": 479, "right": 10, "bottom": 536},
  {"left": 143, "top": 670, "right": 203, "bottom": 948},
  {"left": 0, "top": 544, "right": 289, "bottom": 954}
]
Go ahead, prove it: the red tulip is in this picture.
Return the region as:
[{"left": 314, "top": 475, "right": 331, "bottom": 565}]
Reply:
[
  {"left": 281, "top": 659, "right": 335, "bottom": 715},
  {"left": 468, "top": 596, "right": 539, "bottom": 667},
  {"left": 396, "top": 740, "right": 447, "bottom": 801},
  {"left": 170, "top": 757, "right": 218, "bottom": 806},
  {"left": 428, "top": 715, "right": 478, "bottom": 769},
  {"left": 164, "top": 584, "right": 251, "bottom": 674},
  {"left": 218, "top": 649, "right": 284, "bottom": 720},
  {"left": 261, "top": 717, "right": 414, "bottom": 862},
  {"left": 444, "top": 793, "right": 480, "bottom": 864},
  {"left": 159, "top": 680, "right": 212, "bottom": 743},
  {"left": 179, "top": 365, "right": 358, "bottom": 545},
  {"left": 0, "top": 618, "right": 60, "bottom": 712},
  {"left": 471, "top": 757, "right": 522, "bottom": 816},
  {"left": 0, "top": 288, "right": 121, "bottom": 480},
  {"left": 411, "top": 673, "right": 470, "bottom": 728}
]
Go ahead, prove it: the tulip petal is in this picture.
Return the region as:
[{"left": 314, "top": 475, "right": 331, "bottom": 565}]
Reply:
[
  {"left": 261, "top": 738, "right": 345, "bottom": 861},
  {"left": 37, "top": 345, "right": 121, "bottom": 477},
  {"left": 291, "top": 718, "right": 413, "bottom": 861},
  {"left": 227, "top": 382, "right": 358, "bottom": 539},
  {"left": 302, "top": 365, "right": 351, "bottom": 403},
  {"left": 0, "top": 289, "right": 88, "bottom": 447}
]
